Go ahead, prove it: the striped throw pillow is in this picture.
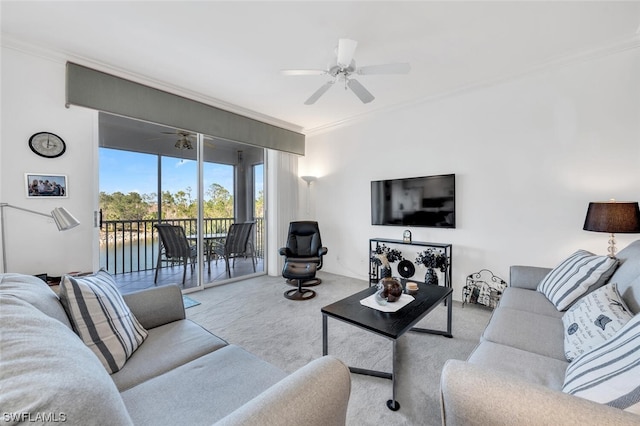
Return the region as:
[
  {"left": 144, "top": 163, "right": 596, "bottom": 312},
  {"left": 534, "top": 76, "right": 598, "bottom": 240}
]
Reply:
[
  {"left": 563, "top": 314, "right": 640, "bottom": 414},
  {"left": 59, "top": 269, "right": 147, "bottom": 374},
  {"left": 537, "top": 250, "right": 618, "bottom": 311}
]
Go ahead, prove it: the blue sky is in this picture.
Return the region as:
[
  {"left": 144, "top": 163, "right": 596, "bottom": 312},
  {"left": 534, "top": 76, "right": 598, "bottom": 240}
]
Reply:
[{"left": 99, "top": 148, "right": 263, "bottom": 198}]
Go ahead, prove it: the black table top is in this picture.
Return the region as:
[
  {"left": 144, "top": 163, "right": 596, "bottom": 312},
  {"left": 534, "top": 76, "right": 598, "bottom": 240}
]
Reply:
[{"left": 321, "top": 284, "right": 452, "bottom": 339}]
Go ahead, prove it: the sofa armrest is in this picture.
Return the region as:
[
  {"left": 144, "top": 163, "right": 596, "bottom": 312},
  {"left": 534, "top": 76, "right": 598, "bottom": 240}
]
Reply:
[
  {"left": 123, "top": 285, "right": 185, "bottom": 329},
  {"left": 214, "top": 356, "right": 351, "bottom": 426},
  {"left": 509, "top": 265, "right": 551, "bottom": 290},
  {"left": 440, "top": 360, "right": 639, "bottom": 426}
]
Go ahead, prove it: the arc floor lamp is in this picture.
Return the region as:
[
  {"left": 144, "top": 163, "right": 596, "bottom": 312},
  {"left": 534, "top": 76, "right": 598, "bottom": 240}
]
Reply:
[{"left": 0, "top": 203, "right": 80, "bottom": 272}]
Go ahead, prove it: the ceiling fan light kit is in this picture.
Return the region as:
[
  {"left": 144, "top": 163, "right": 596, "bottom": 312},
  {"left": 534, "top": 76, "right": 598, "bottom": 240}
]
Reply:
[
  {"left": 282, "top": 38, "right": 410, "bottom": 105},
  {"left": 156, "top": 130, "right": 194, "bottom": 150},
  {"left": 174, "top": 136, "right": 193, "bottom": 150}
]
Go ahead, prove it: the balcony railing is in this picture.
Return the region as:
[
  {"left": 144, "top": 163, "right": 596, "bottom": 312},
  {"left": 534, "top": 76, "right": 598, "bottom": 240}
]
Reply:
[{"left": 100, "top": 217, "right": 264, "bottom": 274}]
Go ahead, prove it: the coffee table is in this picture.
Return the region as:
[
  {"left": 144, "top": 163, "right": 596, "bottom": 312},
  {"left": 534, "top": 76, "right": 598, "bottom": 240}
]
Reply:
[{"left": 322, "top": 284, "right": 453, "bottom": 411}]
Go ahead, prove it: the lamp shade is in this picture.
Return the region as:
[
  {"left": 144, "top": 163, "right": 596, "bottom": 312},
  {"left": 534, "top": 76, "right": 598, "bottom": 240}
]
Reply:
[
  {"left": 300, "top": 175, "right": 317, "bottom": 184},
  {"left": 583, "top": 201, "right": 640, "bottom": 233},
  {"left": 51, "top": 207, "right": 80, "bottom": 231}
]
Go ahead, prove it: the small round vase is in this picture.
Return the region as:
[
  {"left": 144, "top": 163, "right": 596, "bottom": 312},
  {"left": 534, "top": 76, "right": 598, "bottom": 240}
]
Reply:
[
  {"left": 381, "top": 277, "right": 403, "bottom": 302},
  {"left": 424, "top": 268, "right": 439, "bottom": 286}
]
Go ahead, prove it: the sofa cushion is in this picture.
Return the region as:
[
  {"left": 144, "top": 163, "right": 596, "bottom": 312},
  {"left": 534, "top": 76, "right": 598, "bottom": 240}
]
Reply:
[
  {"left": 609, "top": 240, "right": 640, "bottom": 314},
  {"left": 498, "top": 287, "right": 563, "bottom": 318},
  {"left": 468, "top": 341, "right": 568, "bottom": 390},
  {"left": 111, "top": 319, "right": 228, "bottom": 391},
  {"left": 482, "top": 307, "right": 566, "bottom": 360},
  {"left": 562, "top": 282, "right": 633, "bottom": 361},
  {"left": 121, "top": 344, "right": 287, "bottom": 425},
  {"left": 0, "top": 295, "right": 133, "bottom": 425},
  {"left": 0, "top": 273, "right": 72, "bottom": 328},
  {"left": 563, "top": 314, "right": 640, "bottom": 415},
  {"left": 537, "top": 250, "right": 618, "bottom": 311},
  {"left": 59, "top": 269, "right": 148, "bottom": 374}
]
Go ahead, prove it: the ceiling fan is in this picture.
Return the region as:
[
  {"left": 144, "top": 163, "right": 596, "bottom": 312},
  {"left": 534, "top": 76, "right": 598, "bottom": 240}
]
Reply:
[
  {"left": 281, "top": 38, "right": 410, "bottom": 105},
  {"left": 159, "top": 130, "right": 194, "bottom": 150}
]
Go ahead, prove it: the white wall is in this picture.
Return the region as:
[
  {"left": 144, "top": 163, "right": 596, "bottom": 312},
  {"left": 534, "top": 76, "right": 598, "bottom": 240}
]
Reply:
[
  {"left": 1, "top": 46, "right": 97, "bottom": 275},
  {"left": 300, "top": 47, "right": 640, "bottom": 300}
]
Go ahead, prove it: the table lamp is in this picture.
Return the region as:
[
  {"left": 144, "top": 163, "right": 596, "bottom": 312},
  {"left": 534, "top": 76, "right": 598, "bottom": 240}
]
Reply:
[
  {"left": 1, "top": 203, "right": 80, "bottom": 271},
  {"left": 583, "top": 200, "right": 640, "bottom": 258}
]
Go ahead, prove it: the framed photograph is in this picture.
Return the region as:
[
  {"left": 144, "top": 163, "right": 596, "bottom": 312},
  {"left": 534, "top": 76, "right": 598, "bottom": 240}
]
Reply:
[{"left": 25, "top": 173, "right": 68, "bottom": 198}]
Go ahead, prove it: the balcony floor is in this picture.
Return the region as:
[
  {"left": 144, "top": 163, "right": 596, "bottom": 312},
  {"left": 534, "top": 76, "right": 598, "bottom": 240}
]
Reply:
[{"left": 113, "top": 256, "right": 264, "bottom": 294}]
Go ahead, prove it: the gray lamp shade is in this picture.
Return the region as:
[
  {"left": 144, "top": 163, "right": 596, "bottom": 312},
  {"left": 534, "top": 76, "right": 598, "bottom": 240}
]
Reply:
[
  {"left": 51, "top": 207, "right": 80, "bottom": 231},
  {"left": 583, "top": 201, "right": 640, "bottom": 233}
]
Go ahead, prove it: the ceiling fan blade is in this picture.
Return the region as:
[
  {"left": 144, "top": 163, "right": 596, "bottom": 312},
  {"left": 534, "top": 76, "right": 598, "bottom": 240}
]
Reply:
[
  {"left": 281, "top": 69, "right": 328, "bottom": 76},
  {"left": 161, "top": 130, "right": 194, "bottom": 136},
  {"left": 337, "top": 38, "right": 358, "bottom": 68},
  {"left": 357, "top": 63, "right": 411, "bottom": 75},
  {"left": 304, "top": 81, "right": 334, "bottom": 105},
  {"left": 347, "top": 79, "right": 375, "bottom": 104}
]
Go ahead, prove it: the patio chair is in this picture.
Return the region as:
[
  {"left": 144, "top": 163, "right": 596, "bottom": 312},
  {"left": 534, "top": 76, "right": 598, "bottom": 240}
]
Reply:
[
  {"left": 154, "top": 223, "right": 197, "bottom": 285},
  {"left": 213, "top": 221, "right": 256, "bottom": 278}
]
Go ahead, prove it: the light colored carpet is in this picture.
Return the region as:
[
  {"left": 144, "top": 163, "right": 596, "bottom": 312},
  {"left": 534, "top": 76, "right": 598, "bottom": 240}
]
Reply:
[{"left": 186, "top": 272, "right": 492, "bottom": 426}]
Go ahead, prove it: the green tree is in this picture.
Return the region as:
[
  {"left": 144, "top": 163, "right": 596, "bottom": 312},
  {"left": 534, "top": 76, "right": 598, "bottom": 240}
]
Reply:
[
  {"left": 100, "top": 184, "right": 235, "bottom": 224},
  {"left": 100, "top": 191, "right": 150, "bottom": 221},
  {"left": 255, "top": 189, "right": 264, "bottom": 218},
  {"left": 205, "top": 183, "right": 233, "bottom": 218}
]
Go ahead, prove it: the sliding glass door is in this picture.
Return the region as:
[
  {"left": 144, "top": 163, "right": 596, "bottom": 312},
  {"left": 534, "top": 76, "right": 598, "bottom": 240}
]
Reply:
[{"left": 98, "top": 113, "right": 265, "bottom": 292}]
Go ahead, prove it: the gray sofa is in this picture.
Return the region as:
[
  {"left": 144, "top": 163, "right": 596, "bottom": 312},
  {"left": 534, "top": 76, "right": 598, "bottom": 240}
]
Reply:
[
  {"left": 0, "top": 274, "right": 351, "bottom": 425},
  {"left": 441, "top": 240, "right": 640, "bottom": 426}
]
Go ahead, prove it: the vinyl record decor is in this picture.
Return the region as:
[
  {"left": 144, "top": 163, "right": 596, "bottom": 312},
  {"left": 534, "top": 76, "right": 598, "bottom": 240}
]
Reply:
[{"left": 397, "top": 259, "right": 415, "bottom": 278}]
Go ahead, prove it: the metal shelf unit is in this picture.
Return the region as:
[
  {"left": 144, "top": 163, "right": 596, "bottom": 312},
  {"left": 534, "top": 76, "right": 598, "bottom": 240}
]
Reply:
[{"left": 369, "top": 238, "right": 452, "bottom": 289}]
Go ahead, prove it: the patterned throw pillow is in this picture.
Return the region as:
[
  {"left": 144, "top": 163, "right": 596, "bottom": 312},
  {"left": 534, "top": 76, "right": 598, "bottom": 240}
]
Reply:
[
  {"left": 563, "top": 314, "right": 640, "bottom": 414},
  {"left": 59, "top": 269, "right": 147, "bottom": 373},
  {"left": 537, "top": 250, "right": 618, "bottom": 311},
  {"left": 562, "top": 282, "right": 633, "bottom": 361}
]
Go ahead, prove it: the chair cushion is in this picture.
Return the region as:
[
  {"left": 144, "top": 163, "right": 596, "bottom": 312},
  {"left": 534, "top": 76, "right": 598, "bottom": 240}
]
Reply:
[
  {"left": 59, "top": 269, "right": 148, "bottom": 374},
  {"left": 563, "top": 314, "right": 640, "bottom": 414},
  {"left": 282, "top": 262, "right": 317, "bottom": 280},
  {"left": 537, "top": 250, "right": 618, "bottom": 311},
  {"left": 562, "top": 282, "right": 633, "bottom": 361}
]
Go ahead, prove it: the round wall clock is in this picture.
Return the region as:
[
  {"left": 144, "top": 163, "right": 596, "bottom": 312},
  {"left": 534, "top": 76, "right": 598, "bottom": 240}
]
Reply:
[{"left": 28, "top": 132, "right": 66, "bottom": 158}]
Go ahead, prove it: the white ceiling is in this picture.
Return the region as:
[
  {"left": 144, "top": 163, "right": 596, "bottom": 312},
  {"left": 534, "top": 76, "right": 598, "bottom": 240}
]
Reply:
[{"left": 2, "top": 1, "right": 639, "bottom": 135}]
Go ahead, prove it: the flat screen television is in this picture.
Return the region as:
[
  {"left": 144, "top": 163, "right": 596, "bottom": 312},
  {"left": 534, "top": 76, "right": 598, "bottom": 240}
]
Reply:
[{"left": 371, "top": 174, "right": 455, "bottom": 228}]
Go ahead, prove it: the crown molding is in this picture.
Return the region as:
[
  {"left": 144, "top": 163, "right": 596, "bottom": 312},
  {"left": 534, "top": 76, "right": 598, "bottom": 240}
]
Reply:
[
  {"left": 1, "top": 35, "right": 305, "bottom": 134},
  {"left": 304, "top": 34, "right": 640, "bottom": 137}
]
